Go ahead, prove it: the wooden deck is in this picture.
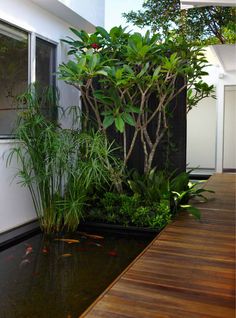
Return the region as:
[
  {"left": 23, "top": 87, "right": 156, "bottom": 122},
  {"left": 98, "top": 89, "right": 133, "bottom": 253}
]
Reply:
[{"left": 81, "top": 173, "right": 236, "bottom": 318}]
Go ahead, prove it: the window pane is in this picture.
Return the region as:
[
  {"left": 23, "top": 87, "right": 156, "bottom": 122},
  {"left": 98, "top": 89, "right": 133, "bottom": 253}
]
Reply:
[
  {"left": 36, "top": 38, "right": 57, "bottom": 121},
  {"left": 0, "top": 23, "right": 28, "bottom": 136}
]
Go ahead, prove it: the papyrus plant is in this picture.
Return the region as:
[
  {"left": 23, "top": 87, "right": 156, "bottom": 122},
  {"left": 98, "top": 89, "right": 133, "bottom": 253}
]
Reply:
[
  {"left": 7, "top": 86, "right": 122, "bottom": 233},
  {"left": 59, "top": 27, "right": 214, "bottom": 173}
]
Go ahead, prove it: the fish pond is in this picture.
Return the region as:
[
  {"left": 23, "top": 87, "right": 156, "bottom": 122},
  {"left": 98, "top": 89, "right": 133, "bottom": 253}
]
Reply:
[{"left": 0, "top": 228, "right": 154, "bottom": 318}]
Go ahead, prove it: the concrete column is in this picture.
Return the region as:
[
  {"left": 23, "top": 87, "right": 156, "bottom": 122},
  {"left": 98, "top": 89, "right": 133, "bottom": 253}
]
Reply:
[{"left": 215, "top": 76, "right": 224, "bottom": 173}]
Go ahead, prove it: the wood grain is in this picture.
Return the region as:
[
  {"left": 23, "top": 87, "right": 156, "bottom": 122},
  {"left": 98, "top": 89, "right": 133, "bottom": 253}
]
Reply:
[{"left": 81, "top": 174, "right": 236, "bottom": 318}]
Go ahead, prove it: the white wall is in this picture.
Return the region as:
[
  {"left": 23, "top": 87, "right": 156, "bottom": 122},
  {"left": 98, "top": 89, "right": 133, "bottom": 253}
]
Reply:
[
  {"left": 187, "top": 63, "right": 218, "bottom": 170},
  {"left": 187, "top": 96, "right": 216, "bottom": 169},
  {"left": 223, "top": 86, "right": 236, "bottom": 170},
  {"left": 0, "top": 0, "right": 104, "bottom": 233},
  {"left": 187, "top": 46, "right": 236, "bottom": 173},
  {"left": 0, "top": 141, "right": 36, "bottom": 233}
]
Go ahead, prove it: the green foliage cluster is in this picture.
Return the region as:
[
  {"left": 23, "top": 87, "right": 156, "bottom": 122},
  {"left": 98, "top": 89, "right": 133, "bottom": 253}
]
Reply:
[
  {"left": 88, "top": 191, "right": 171, "bottom": 229},
  {"left": 87, "top": 169, "right": 213, "bottom": 229},
  {"left": 123, "top": 0, "right": 236, "bottom": 45}
]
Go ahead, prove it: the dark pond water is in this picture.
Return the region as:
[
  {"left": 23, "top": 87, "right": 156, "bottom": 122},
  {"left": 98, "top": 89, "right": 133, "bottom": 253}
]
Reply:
[{"left": 0, "top": 229, "right": 153, "bottom": 318}]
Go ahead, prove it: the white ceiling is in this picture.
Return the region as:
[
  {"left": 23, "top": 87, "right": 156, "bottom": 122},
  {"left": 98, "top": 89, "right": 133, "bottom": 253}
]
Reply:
[{"left": 211, "top": 44, "right": 236, "bottom": 72}]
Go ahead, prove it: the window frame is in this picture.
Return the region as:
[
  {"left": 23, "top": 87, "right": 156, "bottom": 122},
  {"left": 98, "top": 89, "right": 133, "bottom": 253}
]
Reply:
[{"left": 0, "top": 19, "right": 58, "bottom": 138}]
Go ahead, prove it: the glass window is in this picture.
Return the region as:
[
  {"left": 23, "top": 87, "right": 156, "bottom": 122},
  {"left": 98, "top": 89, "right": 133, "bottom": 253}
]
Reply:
[
  {"left": 36, "top": 37, "right": 56, "bottom": 87},
  {"left": 36, "top": 38, "right": 57, "bottom": 121},
  {"left": 0, "top": 22, "right": 28, "bottom": 136}
]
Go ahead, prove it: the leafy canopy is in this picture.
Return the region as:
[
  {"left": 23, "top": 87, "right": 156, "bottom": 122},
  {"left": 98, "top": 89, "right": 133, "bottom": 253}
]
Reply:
[
  {"left": 58, "top": 26, "right": 214, "bottom": 173},
  {"left": 123, "top": 0, "right": 236, "bottom": 44}
]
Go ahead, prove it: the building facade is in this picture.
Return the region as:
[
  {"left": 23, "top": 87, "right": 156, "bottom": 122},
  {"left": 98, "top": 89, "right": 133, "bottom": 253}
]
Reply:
[{"left": 0, "top": 0, "right": 105, "bottom": 233}]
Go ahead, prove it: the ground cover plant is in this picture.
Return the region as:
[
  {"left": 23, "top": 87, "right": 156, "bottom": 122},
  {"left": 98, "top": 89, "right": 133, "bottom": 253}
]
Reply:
[{"left": 87, "top": 169, "right": 213, "bottom": 229}]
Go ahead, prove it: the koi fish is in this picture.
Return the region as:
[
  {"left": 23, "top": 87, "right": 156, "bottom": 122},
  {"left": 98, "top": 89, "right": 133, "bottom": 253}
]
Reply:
[
  {"left": 25, "top": 246, "right": 33, "bottom": 256},
  {"left": 86, "top": 241, "right": 103, "bottom": 247},
  {"left": 60, "top": 253, "right": 72, "bottom": 258},
  {"left": 78, "top": 232, "right": 104, "bottom": 240},
  {"left": 20, "top": 259, "right": 30, "bottom": 268},
  {"left": 54, "top": 238, "right": 80, "bottom": 244},
  {"left": 32, "top": 271, "right": 40, "bottom": 276},
  {"left": 42, "top": 247, "right": 49, "bottom": 254},
  {"left": 108, "top": 250, "right": 118, "bottom": 257}
]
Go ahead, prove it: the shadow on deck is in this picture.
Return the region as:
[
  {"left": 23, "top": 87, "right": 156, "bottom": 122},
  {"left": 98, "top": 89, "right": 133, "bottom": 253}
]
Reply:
[{"left": 81, "top": 173, "right": 236, "bottom": 318}]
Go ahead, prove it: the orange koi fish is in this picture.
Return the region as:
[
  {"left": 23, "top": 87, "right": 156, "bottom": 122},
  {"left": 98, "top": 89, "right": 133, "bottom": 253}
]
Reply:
[
  {"left": 42, "top": 247, "right": 49, "bottom": 254},
  {"left": 108, "top": 250, "right": 118, "bottom": 257},
  {"left": 60, "top": 253, "right": 72, "bottom": 258},
  {"left": 54, "top": 238, "right": 80, "bottom": 244},
  {"left": 78, "top": 232, "right": 104, "bottom": 240},
  {"left": 25, "top": 246, "right": 33, "bottom": 256}
]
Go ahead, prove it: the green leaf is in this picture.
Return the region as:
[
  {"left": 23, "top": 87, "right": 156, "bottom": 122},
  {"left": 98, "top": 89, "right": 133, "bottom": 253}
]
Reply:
[
  {"left": 69, "top": 28, "right": 89, "bottom": 42},
  {"left": 127, "top": 105, "right": 140, "bottom": 114},
  {"left": 181, "top": 205, "right": 201, "bottom": 220},
  {"left": 96, "top": 26, "right": 110, "bottom": 40},
  {"left": 77, "top": 56, "right": 86, "bottom": 69},
  {"left": 95, "top": 70, "right": 108, "bottom": 76},
  {"left": 115, "top": 116, "right": 125, "bottom": 133},
  {"left": 188, "top": 207, "right": 201, "bottom": 220},
  {"left": 103, "top": 116, "right": 114, "bottom": 129},
  {"left": 88, "top": 54, "right": 99, "bottom": 70},
  {"left": 153, "top": 66, "right": 161, "bottom": 79},
  {"left": 115, "top": 68, "right": 124, "bottom": 80},
  {"left": 137, "top": 62, "right": 149, "bottom": 78},
  {"left": 122, "top": 113, "right": 136, "bottom": 126}
]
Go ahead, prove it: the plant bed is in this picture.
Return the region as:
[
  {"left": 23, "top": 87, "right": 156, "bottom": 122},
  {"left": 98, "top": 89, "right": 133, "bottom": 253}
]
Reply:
[{"left": 79, "top": 221, "right": 160, "bottom": 238}]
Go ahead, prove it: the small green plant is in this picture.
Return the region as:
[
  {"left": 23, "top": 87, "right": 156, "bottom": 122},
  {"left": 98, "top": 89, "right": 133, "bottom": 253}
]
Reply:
[
  {"left": 170, "top": 171, "right": 214, "bottom": 219},
  {"left": 91, "top": 190, "right": 171, "bottom": 229},
  {"left": 128, "top": 168, "right": 214, "bottom": 221},
  {"left": 128, "top": 168, "right": 170, "bottom": 204},
  {"left": 148, "top": 200, "right": 171, "bottom": 229}
]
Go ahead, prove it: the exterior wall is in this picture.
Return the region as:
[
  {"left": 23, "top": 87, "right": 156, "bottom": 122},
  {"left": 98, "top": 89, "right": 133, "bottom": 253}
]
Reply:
[
  {"left": 187, "top": 64, "right": 218, "bottom": 170},
  {"left": 0, "top": 0, "right": 104, "bottom": 233},
  {"left": 215, "top": 69, "right": 236, "bottom": 172},
  {"left": 187, "top": 95, "right": 216, "bottom": 169},
  {"left": 187, "top": 46, "right": 236, "bottom": 173},
  {"left": 223, "top": 86, "right": 236, "bottom": 170},
  {"left": 0, "top": 141, "right": 36, "bottom": 233}
]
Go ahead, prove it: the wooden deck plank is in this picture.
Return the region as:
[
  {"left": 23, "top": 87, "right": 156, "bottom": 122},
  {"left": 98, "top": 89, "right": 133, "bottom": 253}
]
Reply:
[{"left": 81, "top": 174, "right": 236, "bottom": 318}]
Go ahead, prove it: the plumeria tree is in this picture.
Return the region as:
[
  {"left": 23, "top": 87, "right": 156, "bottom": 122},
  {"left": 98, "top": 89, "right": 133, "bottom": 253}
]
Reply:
[{"left": 59, "top": 26, "right": 214, "bottom": 174}]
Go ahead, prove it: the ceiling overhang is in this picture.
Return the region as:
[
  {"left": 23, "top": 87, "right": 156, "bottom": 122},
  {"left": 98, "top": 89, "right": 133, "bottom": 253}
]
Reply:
[
  {"left": 180, "top": 0, "right": 236, "bottom": 9},
  {"left": 31, "top": 0, "right": 96, "bottom": 32},
  {"left": 210, "top": 44, "right": 236, "bottom": 72}
]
